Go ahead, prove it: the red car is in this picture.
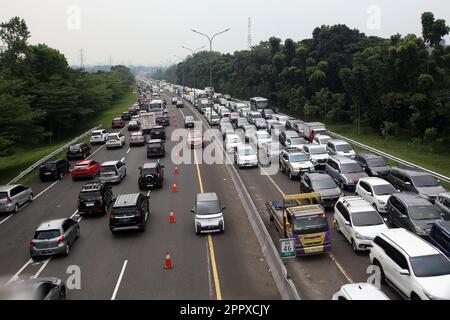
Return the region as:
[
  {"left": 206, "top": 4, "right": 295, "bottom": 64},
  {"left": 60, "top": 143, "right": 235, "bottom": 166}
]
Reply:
[
  {"left": 71, "top": 160, "right": 101, "bottom": 181},
  {"left": 112, "top": 118, "right": 126, "bottom": 128}
]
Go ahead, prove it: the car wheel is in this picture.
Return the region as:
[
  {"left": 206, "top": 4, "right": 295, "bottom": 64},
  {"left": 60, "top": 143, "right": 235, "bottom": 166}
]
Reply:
[
  {"left": 375, "top": 261, "right": 386, "bottom": 284},
  {"left": 351, "top": 239, "right": 359, "bottom": 253},
  {"left": 13, "top": 204, "right": 19, "bottom": 213},
  {"left": 76, "top": 227, "right": 80, "bottom": 239},
  {"left": 29, "top": 193, "right": 34, "bottom": 203},
  {"left": 64, "top": 244, "right": 70, "bottom": 256},
  {"left": 288, "top": 170, "right": 294, "bottom": 180}
]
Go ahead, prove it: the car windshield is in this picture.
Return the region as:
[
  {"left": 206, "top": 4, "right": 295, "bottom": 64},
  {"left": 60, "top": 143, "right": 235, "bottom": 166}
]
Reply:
[
  {"left": 373, "top": 184, "right": 397, "bottom": 195},
  {"left": 264, "top": 109, "right": 273, "bottom": 114},
  {"left": 69, "top": 145, "right": 80, "bottom": 151},
  {"left": 290, "top": 154, "right": 310, "bottom": 162},
  {"left": 340, "top": 163, "right": 363, "bottom": 174},
  {"left": 0, "top": 192, "right": 8, "bottom": 200},
  {"left": 79, "top": 191, "right": 100, "bottom": 200},
  {"left": 141, "top": 168, "right": 157, "bottom": 175},
  {"left": 336, "top": 143, "right": 353, "bottom": 152},
  {"left": 279, "top": 116, "right": 288, "bottom": 122},
  {"left": 293, "top": 215, "right": 329, "bottom": 234},
  {"left": 239, "top": 148, "right": 256, "bottom": 156},
  {"left": 312, "top": 178, "right": 336, "bottom": 190},
  {"left": 286, "top": 132, "right": 299, "bottom": 138},
  {"left": 366, "top": 158, "right": 388, "bottom": 167},
  {"left": 34, "top": 230, "right": 61, "bottom": 240},
  {"left": 196, "top": 201, "right": 221, "bottom": 215},
  {"left": 412, "top": 175, "right": 440, "bottom": 187},
  {"left": 409, "top": 205, "right": 441, "bottom": 220},
  {"left": 351, "top": 211, "right": 384, "bottom": 227},
  {"left": 91, "top": 132, "right": 101, "bottom": 136},
  {"left": 290, "top": 138, "right": 306, "bottom": 145},
  {"left": 101, "top": 165, "right": 117, "bottom": 173},
  {"left": 309, "top": 146, "right": 327, "bottom": 155},
  {"left": 148, "top": 143, "right": 161, "bottom": 148},
  {"left": 410, "top": 254, "right": 450, "bottom": 277}
]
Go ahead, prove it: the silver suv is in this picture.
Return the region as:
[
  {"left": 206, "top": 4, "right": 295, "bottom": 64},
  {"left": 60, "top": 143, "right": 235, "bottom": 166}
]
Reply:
[
  {"left": 0, "top": 185, "right": 33, "bottom": 213},
  {"left": 99, "top": 160, "right": 127, "bottom": 184}
]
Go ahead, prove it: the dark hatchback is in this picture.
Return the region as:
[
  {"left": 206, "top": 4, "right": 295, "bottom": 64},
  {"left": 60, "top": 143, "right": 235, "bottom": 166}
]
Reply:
[
  {"left": 150, "top": 126, "right": 166, "bottom": 140},
  {"left": 147, "top": 139, "right": 165, "bottom": 158},
  {"left": 66, "top": 143, "right": 91, "bottom": 160},
  {"left": 39, "top": 159, "right": 70, "bottom": 181},
  {"left": 354, "top": 152, "right": 391, "bottom": 177},
  {"left": 78, "top": 182, "right": 113, "bottom": 215},
  {"left": 121, "top": 112, "right": 131, "bottom": 121},
  {"left": 138, "top": 163, "right": 165, "bottom": 189}
]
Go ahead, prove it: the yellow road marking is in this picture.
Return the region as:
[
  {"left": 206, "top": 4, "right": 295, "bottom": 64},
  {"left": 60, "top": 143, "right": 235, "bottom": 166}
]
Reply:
[
  {"left": 328, "top": 253, "right": 354, "bottom": 283},
  {"left": 177, "top": 105, "right": 222, "bottom": 300}
]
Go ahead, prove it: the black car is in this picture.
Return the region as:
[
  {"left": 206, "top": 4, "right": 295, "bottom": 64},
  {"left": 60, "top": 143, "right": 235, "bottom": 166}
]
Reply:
[
  {"left": 156, "top": 114, "right": 170, "bottom": 126},
  {"left": 66, "top": 143, "right": 91, "bottom": 160},
  {"left": 150, "top": 126, "right": 166, "bottom": 140},
  {"left": 78, "top": 182, "right": 113, "bottom": 215},
  {"left": 138, "top": 162, "right": 165, "bottom": 189},
  {"left": 109, "top": 193, "right": 150, "bottom": 232},
  {"left": 7, "top": 277, "right": 66, "bottom": 300},
  {"left": 354, "top": 152, "right": 391, "bottom": 177},
  {"left": 121, "top": 111, "right": 131, "bottom": 121},
  {"left": 127, "top": 120, "right": 141, "bottom": 131},
  {"left": 147, "top": 139, "right": 165, "bottom": 158},
  {"left": 386, "top": 192, "right": 444, "bottom": 238},
  {"left": 261, "top": 108, "right": 274, "bottom": 120},
  {"left": 39, "top": 159, "right": 70, "bottom": 181},
  {"left": 176, "top": 101, "right": 184, "bottom": 108},
  {"left": 300, "top": 171, "right": 342, "bottom": 208}
]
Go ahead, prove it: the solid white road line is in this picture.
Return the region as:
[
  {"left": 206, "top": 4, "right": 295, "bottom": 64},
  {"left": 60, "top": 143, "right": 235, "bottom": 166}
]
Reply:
[
  {"left": 126, "top": 148, "right": 130, "bottom": 154},
  {"left": 0, "top": 214, "right": 14, "bottom": 226},
  {"left": 111, "top": 260, "right": 128, "bottom": 300},
  {"left": 30, "top": 257, "right": 51, "bottom": 279},
  {"left": 34, "top": 180, "right": 59, "bottom": 200},
  {"left": 6, "top": 258, "right": 34, "bottom": 285}
]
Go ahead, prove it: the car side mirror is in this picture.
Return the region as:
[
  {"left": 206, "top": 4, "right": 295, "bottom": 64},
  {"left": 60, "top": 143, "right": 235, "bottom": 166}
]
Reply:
[
  {"left": 367, "top": 192, "right": 373, "bottom": 196},
  {"left": 398, "top": 269, "right": 410, "bottom": 276},
  {"left": 400, "top": 214, "right": 408, "bottom": 219},
  {"left": 405, "top": 182, "right": 411, "bottom": 186},
  {"left": 190, "top": 209, "right": 195, "bottom": 213},
  {"left": 344, "top": 221, "right": 350, "bottom": 226},
  {"left": 383, "top": 217, "right": 387, "bottom": 222},
  {"left": 222, "top": 206, "right": 226, "bottom": 211}
]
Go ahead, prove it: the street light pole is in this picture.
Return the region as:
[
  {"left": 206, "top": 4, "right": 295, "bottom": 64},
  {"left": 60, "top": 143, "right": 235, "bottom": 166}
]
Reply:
[
  {"left": 182, "top": 45, "right": 205, "bottom": 108},
  {"left": 174, "top": 55, "right": 184, "bottom": 98}
]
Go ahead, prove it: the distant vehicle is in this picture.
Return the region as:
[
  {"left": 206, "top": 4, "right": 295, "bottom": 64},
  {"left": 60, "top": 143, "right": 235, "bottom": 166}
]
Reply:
[
  {"left": 325, "top": 155, "right": 368, "bottom": 190},
  {"left": 156, "top": 113, "right": 170, "bottom": 126},
  {"left": 225, "top": 134, "right": 242, "bottom": 152},
  {"left": 249, "top": 97, "right": 268, "bottom": 112},
  {"left": 140, "top": 112, "right": 157, "bottom": 134},
  {"left": 184, "top": 116, "right": 195, "bottom": 129},
  {"left": 313, "top": 134, "right": 332, "bottom": 146},
  {"left": 254, "top": 118, "right": 268, "bottom": 130},
  {"left": 99, "top": 160, "right": 127, "bottom": 184},
  {"left": 112, "top": 118, "right": 126, "bottom": 128},
  {"left": 39, "top": 159, "right": 70, "bottom": 181},
  {"left": 326, "top": 140, "right": 356, "bottom": 158},
  {"left": 332, "top": 283, "right": 389, "bottom": 300},
  {"left": 147, "top": 139, "right": 165, "bottom": 158},
  {"left": 90, "top": 129, "right": 108, "bottom": 145},
  {"left": 129, "top": 132, "right": 145, "bottom": 146},
  {"left": 279, "top": 147, "right": 314, "bottom": 180},
  {"left": 30, "top": 218, "right": 80, "bottom": 259},
  {"left": 236, "top": 117, "right": 249, "bottom": 129},
  {"left": 279, "top": 130, "right": 300, "bottom": 146},
  {"left": 247, "top": 111, "right": 263, "bottom": 125},
  {"left": 229, "top": 112, "right": 239, "bottom": 124},
  {"left": 300, "top": 172, "right": 342, "bottom": 208},
  {"left": 6, "top": 277, "right": 66, "bottom": 300},
  {"left": 127, "top": 120, "right": 141, "bottom": 131},
  {"left": 266, "top": 193, "right": 331, "bottom": 256},
  {"left": 78, "top": 182, "right": 113, "bottom": 215},
  {"left": 109, "top": 193, "right": 150, "bottom": 233},
  {"left": 220, "top": 123, "right": 234, "bottom": 140},
  {"left": 261, "top": 108, "right": 274, "bottom": 120},
  {"left": 66, "top": 143, "right": 91, "bottom": 160},
  {"left": 334, "top": 196, "right": 388, "bottom": 252},
  {"left": 70, "top": 159, "right": 100, "bottom": 181},
  {"left": 272, "top": 114, "right": 289, "bottom": 127},
  {"left": 252, "top": 130, "right": 271, "bottom": 149},
  {"left": 121, "top": 112, "right": 131, "bottom": 121},
  {"left": 355, "top": 177, "right": 398, "bottom": 213},
  {"left": 149, "top": 126, "right": 166, "bottom": 140},
  {"left": 386, "top": 192, "right": 443, "bottom": 237},
  {"left": 0, "top": 184, "right": 33, "bottom": 213},
  {"left": 138, "top": 162, "right": 164, "bottom": 189},
  {"left": 285, "top": 119, "right": 302, "bottom": 131},
  {"left": 268, "top": 123, "right": 284, "bottom": 137},
  {"left": 234, "top": 145, "right": 258, "bottom": 168},
  {"left": 300, "top": 122, "right": 327, "bottom": 142},
  {"left": 171, "top": 97, "right": 178, "bottom": 105},
  {"left": 187, "top": 130, "right": 204, "bottom": 149},
  {"left": 191, "top": 192, "right": 225, "bottom": 234},
  {"left": 386, "top": 168, "right": 446, "bottom": 203},
  {"left": 354, "top": 152, "right": 391, "bottom": 177},
  {"left": 370, "top": 228, "right": 450, "bottom": 300},
  {"left": 285, "top": 137, "right": 308, "bottom": 149},
  {"left": 302, "top": 144, "right": 328, "bottom": 169},
  {"left": 106, "top": 133, "right": 125, "bottom": 149},
  {"left": 176, "top": 101, "right": 184, "bottom": 108},
  {"left": 434, "top": 192, "right": 450, "bottom": 220},
  {"left": 208, "top": 113, "right": 220, "bottom": 126},
  {"left": 429, "top": 221, "right": 450, "bottom": 258}
]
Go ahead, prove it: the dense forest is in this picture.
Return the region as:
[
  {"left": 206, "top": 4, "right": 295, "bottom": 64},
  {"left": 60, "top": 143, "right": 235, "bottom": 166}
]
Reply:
[
  {"left": 0, "top": 17, "right": 135, "bottom": 156},
  {"left": 154, "top": 12, "right": 450, "bottom": 147}
]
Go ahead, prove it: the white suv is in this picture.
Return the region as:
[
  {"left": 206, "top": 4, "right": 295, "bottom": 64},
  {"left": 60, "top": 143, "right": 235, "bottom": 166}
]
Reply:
[
  {"left": 370, "top": 228, "right": 450, "bottom": 300},
  {"left": 355, "top": 177, "right": 398, "bottom": 213},
  {"left": 334, "top": 196, "right": 388, "bottom": 252},
  {"left": 105, "top": 133, "right": 125, "bottom": 149},
  {"left": 90, "top": 129, "right": 108, "bottom": 145}
]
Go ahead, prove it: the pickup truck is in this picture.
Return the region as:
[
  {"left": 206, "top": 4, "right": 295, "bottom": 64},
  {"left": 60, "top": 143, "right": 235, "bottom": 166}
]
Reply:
[{"left": 266, "top": 192, "right": 331, "bottom": 256}]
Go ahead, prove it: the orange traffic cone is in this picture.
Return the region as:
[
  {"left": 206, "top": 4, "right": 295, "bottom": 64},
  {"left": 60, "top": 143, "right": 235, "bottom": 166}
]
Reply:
[
  {"left": 164, "top": 251, "right": 173, "bottom": 269},
  {"left": 172, "top": 183, "right": 178, "bottom": 193},
  {"left": 174, "top": 166, "right": 180, "bottom": 175},
  {"left": 169, "top": 209, "right": 176, "bottom": 223}
]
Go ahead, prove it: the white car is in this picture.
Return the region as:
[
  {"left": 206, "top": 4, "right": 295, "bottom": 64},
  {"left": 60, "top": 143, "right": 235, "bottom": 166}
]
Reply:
[
  {"left": 90, "top": 129, "right": 108, "bottom": 145},
  {"left": 208, "top": 113, "right": 220, "bottom": 126},
  {"left": 285, "top": 137, "right": 308, "bottom": 149},
  {"left": 313, "top": 134, "right": 332, "bottom": 146},
  {"left": 370, "top": 228, "right": 450, "bottom": 300},
  {"left": 273, "top": 115, "right": 289, "bottom": 127},
  {"left": 106, "top": 133, "right": 125, "bottom": 149},
  {"left": 264, "top": 141, "right": 282, "bottom": 160},
  {"left": 332, "top": 283, "right": 389, "bottom": 300},
  {"left": 129, "top": 132, "right": 145, "bottom": 146},
  {"left": 225, "top": 134, "right": 242, "bottom": 152},
  {"left": 252, "top": 130, "right": 272, "bottom": 149},
  {"left": 234, "top": 145, "right": 258, "bottom": 168},
  {"left": 355, "top": 177, "right": 398, "bottom": 213},
  {"left": 302, "top": 144, "right": 329, "bottom": 168},
  {"left": 334, "top": 196, "right": 388, "bottom": 252},
  {"left": 327, "top": 139, "right": 356, "bottom": 158}
]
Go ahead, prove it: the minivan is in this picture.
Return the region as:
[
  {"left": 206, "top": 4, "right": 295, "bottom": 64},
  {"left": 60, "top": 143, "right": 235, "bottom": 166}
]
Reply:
[
  {"left": 325, "top": 155, "right": 368, "bottom": 190},
  {"left": 191, "top": 193, "right": 225, "bottom": 234}
]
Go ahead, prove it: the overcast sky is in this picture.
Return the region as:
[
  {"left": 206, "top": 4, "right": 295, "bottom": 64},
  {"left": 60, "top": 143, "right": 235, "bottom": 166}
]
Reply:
[{"left": 1, "top": 0, "right": 449, "bottom": 66}]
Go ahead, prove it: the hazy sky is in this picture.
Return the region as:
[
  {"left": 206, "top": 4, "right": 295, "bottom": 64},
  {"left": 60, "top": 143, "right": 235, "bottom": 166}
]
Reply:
[{"left": 1, "top": 0, "right": 449, "bottom": 66}]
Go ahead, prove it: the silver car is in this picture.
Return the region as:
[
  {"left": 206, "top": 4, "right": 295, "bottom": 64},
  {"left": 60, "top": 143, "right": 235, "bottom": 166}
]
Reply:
[
  {"left": 0, "top": 185, "right": 33, "bottom": 213},
  {"left": 99, "top": 160, "right": 127, "bottom": 184},
  {"left": 30, "top": 218, "right": 80, "bottom": 259}
]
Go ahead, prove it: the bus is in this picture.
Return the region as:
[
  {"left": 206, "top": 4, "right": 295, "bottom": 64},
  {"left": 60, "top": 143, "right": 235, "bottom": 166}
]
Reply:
[{"left": 250, "top": 97, "right": 269, "bottom": 111}]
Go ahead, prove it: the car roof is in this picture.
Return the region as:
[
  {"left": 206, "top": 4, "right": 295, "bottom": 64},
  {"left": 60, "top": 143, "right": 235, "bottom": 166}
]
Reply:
[
  {"left": 92, "top": 129, "right": 105, "bottom": 133},
  {"left": 392, "top": 168, "right": 433, "bottom": 177},
  {"left": 359, "top": 151, "right": 383, "bottom": 159},
  {"left": 306, "top": 172, "right": 333, "bottom": 180},
  {"left": 316, "top": 134, "right": 331, "bottom": 139},
  {"left": 114, "top": 193, "right": 140, "bottom": 207},
  {"left": 0, "top": 185, "right": 20, "bottom": 192},
  {"left": 380, "top": 228, "right": 441, "bottom": 257},
  {"left": 102, "top": 160, "right": 119, "bottom": 166},
  {"left": 330, "top": 139, "right": 350, "bottom": 145},
  {"left": 148, "top": 139, "right": 162, "bottom": 143},
  {"left": 75, "top": 160, "right": 93, "bottom": 165},
  {"left": 142, "top": 163, "right": 158, "bottom": 169},
  {"left": 339, "top": 196, "right": 375, "bottom": 212},
  {"left": 341, "top": 283, "right": 388, "bottom": 300},
  {"left": 37, "top": 219, "right": 66, "bottom": 231},
  {"left": 197, "top": 192, "right": 219, "bottom": 202},
  {"left": 392, "top": 192, "right": 432, "bottom": 205},
  {"left": 359, "top": 177, "right": 392, "bottom": 186}
]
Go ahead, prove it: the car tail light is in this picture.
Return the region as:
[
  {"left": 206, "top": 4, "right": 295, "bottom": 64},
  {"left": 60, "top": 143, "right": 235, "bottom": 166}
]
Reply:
[
  {"left": 57, "top": 236, "right": 65, "bottom": 245},
  {"left": 136, "top": 209, "right": 141, "bottom": 218},
  {"left": 157, "top": 173, "right": 160, "bottom": 178},
  {"left": 79, "top": 146, "right": 83, "bottom": 152},
  {"left": 77, "top": 199, "right": 80, "bottom": 208},
  {"left": 6, "top": 197, "right": 12, "bottom": 204},
  {"left": 98, "top": 196, "right": 103, "bottom": 205},
  {"left": 30, "top": 239, "right": 35, "bottom": 247}
]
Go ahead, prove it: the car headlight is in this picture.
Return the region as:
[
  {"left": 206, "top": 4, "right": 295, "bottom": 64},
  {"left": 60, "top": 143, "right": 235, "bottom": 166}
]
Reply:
[
  {"left": 414, "top": 225, "right": 427, "bottom": 235},
  {"left": 371, "top": 170, "right": 379, "bottom": 176},
  {"left": 355, "top": 232, "right": 364, "bottom": 240},
  {"left": 377, "top": 200, "right": 386, "bottom": 205}
]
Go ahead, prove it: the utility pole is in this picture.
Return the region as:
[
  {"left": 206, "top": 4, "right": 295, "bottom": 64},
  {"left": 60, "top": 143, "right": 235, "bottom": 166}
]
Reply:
[{"left": 182, "top": 45, "right": 205, "bottom": 108}]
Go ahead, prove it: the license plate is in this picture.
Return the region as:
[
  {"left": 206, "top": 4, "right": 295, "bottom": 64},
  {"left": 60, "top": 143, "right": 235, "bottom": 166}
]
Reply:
[
  {"left": 44, "top": 172, "right": 51, "bottom": 175},
  {"left": 306, "top": 247, "right": 322, "bottom": 253},
  {"left": 86, "top": 203, "right": 94, "bottom": 207}
]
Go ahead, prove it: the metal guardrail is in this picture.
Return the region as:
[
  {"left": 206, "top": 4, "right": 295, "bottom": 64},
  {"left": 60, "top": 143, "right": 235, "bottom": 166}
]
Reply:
[{"left": 8, "top": 124, "right": 102, "bottom": 185}]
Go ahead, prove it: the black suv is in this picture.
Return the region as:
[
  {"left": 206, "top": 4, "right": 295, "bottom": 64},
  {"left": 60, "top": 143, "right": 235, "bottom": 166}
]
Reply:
[
  {"left": 109, "top": 193, "right": 150, "bottom": 232},
  {"left": 354, "top": 152, "right": 391, "bottom": 177},
  {"left": 39, "top": 159, "right": 70, "bottom": 181},
  {"left": 121, "top": 112, "right": 131, "bottom": 121},
  {"left": 147, "top": 139, "right": 165, "bottom": 158},
  {"left": 176, "top": 101, "right": 184, "bottom": 108},
  {"left": 386, "top": 192, "right": 444, "bottom": 237},
  {"left": 150, "top": 126, "right": 166, "bottom": 140},
  {"left": 138, "top": 163, "right": 165, "bottom": 189},
  {"left": 66, "top": 143, "right": 91, "bottom": 160},
  {"left": 78, "top": 182, "right": 113, "bottom": 215}
]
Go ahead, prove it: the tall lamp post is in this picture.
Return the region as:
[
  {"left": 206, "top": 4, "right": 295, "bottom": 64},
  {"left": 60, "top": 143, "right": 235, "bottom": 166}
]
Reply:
[
  {"left": 191, "top": 28, "right": 230, "bottom": 124},
  {"left": 173, "top": 55, "right": 184, "bottom": 98},
  {"left": 182, "top": 45, "right": 205, "bottom": 108}
]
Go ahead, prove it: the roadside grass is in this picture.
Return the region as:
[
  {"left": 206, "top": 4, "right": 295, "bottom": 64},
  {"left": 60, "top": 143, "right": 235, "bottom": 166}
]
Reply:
[
  {"left": 328, "top": 124, "right": 450, "bottom": 190},
  {"left": 0, "top": 90, "right": 137, "bottom": 185}
]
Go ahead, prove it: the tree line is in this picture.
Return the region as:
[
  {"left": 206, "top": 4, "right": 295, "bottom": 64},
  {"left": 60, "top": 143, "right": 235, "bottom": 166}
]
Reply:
[
  {"left": 154, "top": 12, "right": 450, "bottom": 148},
  {"left": 0, "top": 17, "right": 135, "bottom": 156}
]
